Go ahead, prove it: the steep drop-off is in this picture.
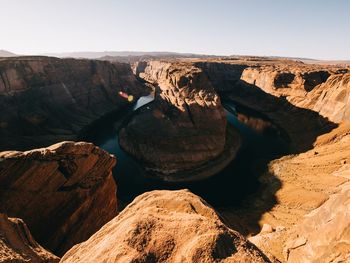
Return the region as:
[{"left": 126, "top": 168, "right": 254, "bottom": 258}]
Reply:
[
  {"left": 119, "top": 61, "right": 240, "bottom": 181},
  {"left": 0, "top": 141, "right": 117, "bottom": 255},
  {"left": 191, "top": 59, "right": 350, "bottom": 262},
  {"left": 0, "top": 56, "right": 146, "bottom": 150}
]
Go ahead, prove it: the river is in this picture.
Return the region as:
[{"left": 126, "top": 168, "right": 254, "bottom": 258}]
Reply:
[{"left": 92, "top": 94, "right": 289, "bottom": 207}]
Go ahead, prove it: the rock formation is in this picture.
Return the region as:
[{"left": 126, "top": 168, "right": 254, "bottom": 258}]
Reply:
[
  {"left": 0, "top": 213, "right": 59, "bottom": 263},
  {"left": 119, "top": 61, "right": 241, "bottom": 181},
  {"left": 193, "top": 60, "right": 348, "bottom": 152},
  {"left": 0, "top": 56, "right": 147, "bottom": 151},
  {"left": 228, "top": 62, "right": 349, "bottom": 124},
  {"left": 284, "top": 179, "right": 350, "bottom": 262},
  {"left": 0, "top": 141, "right": 117, "bottom": 255},
  {"left": 61, "top": 189, "right": 270, "bottom": 263}
]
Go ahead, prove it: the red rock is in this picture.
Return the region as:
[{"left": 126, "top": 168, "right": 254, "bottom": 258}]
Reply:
[
  {"left": 0, "top": 213, "right": 59, "bottom": 263},
  {"left": 0, "top": 56, "right": 147, "bottom": 151},
  {"left": 0, "top": 141, "right": 117, "bottom": 255},
  {"left": 120, "top": 61, "right": 241, "bottom": 181},
  {"left": 61, "top": 190, "right": 270, "bottom": 263}
]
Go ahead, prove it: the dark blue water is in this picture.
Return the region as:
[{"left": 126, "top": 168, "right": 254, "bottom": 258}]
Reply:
[{"left": 92, "top": 96, "right": 289, "bottom": 207}]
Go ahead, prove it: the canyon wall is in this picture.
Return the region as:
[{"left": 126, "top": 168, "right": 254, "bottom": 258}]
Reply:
[
  {"left": 196, "top": 61, "right": 349, "bottom": 124},
  {"left": 119, "top": 61, "right": 240, "bottom": 181},
  {"left": 0, "top": 141, "right": 117, "bottom": 255},
  {"left": 194, "top": 61, "right": 349, "bottom": 151},
  {"left": 0, "top": 56, "right": 147, "bottom": 151},
  {"left": 239, "top": 64, "right": 349, "bottom": 123}
]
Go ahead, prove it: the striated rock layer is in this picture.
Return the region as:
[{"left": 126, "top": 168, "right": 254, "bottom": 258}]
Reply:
[
  {"left": 0, "top": 213, "right": 59, "bottom": 263},
  {"left": 0, "top": 56, "right": 146, "bottom": 151},
  {"left": 119, "top": 61, "right": 240, "bottom": 181},
  {"left": 0, "top": 141, "right": 117, "bottom": 255},
  {"left": 194, "top": 60, "right": 349, "bottom": 152},
  {"left": 239, "top": 65, "right": 350, "bottom": 123},
  {"left": 61, "top": 189, "right": 270, "bottom": 263},
  {"left": 197, "top": 60, "right": 349, "bottom": 124}
]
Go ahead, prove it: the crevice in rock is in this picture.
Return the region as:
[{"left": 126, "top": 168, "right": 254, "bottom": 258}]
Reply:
[{"left": 184, "top": 101, "right": 196, "bottom": 126}]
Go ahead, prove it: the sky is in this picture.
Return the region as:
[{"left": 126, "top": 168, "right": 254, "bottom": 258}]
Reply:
[{"left": 1, "top": 0, "right": 349, "bottom": 60}]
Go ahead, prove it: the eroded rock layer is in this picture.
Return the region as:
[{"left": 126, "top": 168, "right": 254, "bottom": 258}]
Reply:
[
  {"left": 0, "top": 213, "right": 59, "bottom": 263},
  {"left": 0, "top": 56, "right": 146, "bottom": 150},
  {"left": 61, "top": 189, "right": 270, "bottom": 263},
  {"left": 119, "top": 61, "right": 240, "bottom": 181},
  {"left": 197, "top": 60, "right": 349, "bottom": 124},
  {"left": 0, "top": 141, "right": 117, "bottom": 255}
]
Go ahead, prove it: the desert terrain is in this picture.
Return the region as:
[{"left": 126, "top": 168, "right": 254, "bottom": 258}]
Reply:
[{"left": 0, "top": 53, "right": 349, "bottom": 262}]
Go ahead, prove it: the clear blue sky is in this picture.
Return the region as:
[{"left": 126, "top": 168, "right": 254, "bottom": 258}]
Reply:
[{"left": 1, "top": 0, "right": 349, "bottom": 59}]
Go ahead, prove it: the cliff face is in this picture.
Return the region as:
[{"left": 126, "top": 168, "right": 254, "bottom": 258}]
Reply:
[
  {"left": 0, "top": 141, "right": 117, "bottom": 255},
  {"left": 311, "top": 73, "right": 350, "bottom": 122},
  {"left": 0, "top": 56, "right": 146, "bottom": 151},
  {"left": 120, "top": 61, "right": 240, "bottom": 181},
  {"left": 61, "top": 190, "right": 270, "bottom": 263},
  {"left": 195, "top": 61, "right": 349, "bottom": 124},
  {"left": 0, "top": 213, "right": 59, "bottom": 263},
  {"left": 192, "top": 60, "right": 350, "bottom": 262},
  {"left": 239, "top": 65, "right": 349, "bottom": 123}
]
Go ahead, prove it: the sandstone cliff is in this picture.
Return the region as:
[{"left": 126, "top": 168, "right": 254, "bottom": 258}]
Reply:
[
  {"left": 0, "top": 213, "right": 59, "bottom": 263},
  {"left": 61, "top": 189, "right": 270, "bottom": 263},
  {"left": 193, "top": 60, "right": 348, "bottom": 152},
  {"left": 238, "top": 64, "right": 349, "bottom": 123},
  {"left": 119, "top": 61, "right": 240, "bottom": 181},
  {"left": 0, "top": 141, "right": 117, "bottom": 255},
  {"left": 0, "top": 56, "right": 146, "bottom": 151}
]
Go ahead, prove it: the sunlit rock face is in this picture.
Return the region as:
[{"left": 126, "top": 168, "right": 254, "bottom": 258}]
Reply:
[
  {"left": 0, "top": 56, "right": 147, "bottom": 151},
  {"left": 61, "top": 190, "right": 270, "bottom": 263},
  {"left": 0, "top": 213, "right": 59, "bottom": 263},
  {"left": 0, "top": 141, "right": 117, "bottom": 255},
  {"left": 120, "top": 61, "right": 241, "bottom": 181}
]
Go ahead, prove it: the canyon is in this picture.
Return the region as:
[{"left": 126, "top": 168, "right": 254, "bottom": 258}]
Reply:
[{"left": 0, "top": 55, "right": 349, "bottom": 262}]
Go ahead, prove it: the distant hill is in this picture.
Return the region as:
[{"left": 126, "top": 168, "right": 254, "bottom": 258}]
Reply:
[
  {"left": 43, "top": 51, "right": 212, "bottom": 59},
  {"left": 303, "top": 60, "right": 350, "bottom": 66},
  {"left": 0, "top": 50, "right": 17, "bottom": 57}
]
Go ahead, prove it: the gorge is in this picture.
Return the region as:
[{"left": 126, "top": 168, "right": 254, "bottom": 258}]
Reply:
[{"left": 0, "top": 55, "right": 349, "bottom": 262}]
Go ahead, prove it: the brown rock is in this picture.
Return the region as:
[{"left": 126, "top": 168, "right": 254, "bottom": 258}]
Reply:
[
  {"left": 0, "top": 141, "right": 117, "bottom": 255},
  {"left": 61, "top": 189, "right": 270, "bottom": 263},
  {"left": 312, "top": 73, "right": 350, "bottom": 122},
  {"left": 0, "top": 213, "right": 59, "bottom": 263},
  {"left": 284, "top": 179, "right": 350, "bottom": 263},
  {"left": 120, "top": 61, "right": 241, "bottom": 181},
  {"left": 0, "top": 56, "right": 147, "bottom": 151}
]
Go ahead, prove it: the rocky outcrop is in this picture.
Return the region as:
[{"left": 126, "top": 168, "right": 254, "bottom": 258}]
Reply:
[
  {"left": 0, "top": 56, "right": 147, "bottom": 151},
  {"left": 284, "top": 176, "right": 350, "bottom": 262},
  {"left": 311, "top": 73, "right": 350, "bottom": 122},
  {"left": 61, "top": 189, "right": 270, "bottom": 263},
  {"left": 0, "top": 213, "right": 59, "bottom": 263},
  {"left": 119, "top": 61, "right": 240, "bottom": 181},
  {"left": 0, "top": 141, "right": 117, "bottom": 255},
  {"left": 238, "top": 64, "right": 349, "bottom": 123},
  {"left": 193, "top": 60, "right": 349, "bottom": 125}
]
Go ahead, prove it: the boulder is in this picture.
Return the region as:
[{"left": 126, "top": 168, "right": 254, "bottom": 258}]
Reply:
[{"left": 61, "top": 189, "right": 270, "bottom": 263}]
